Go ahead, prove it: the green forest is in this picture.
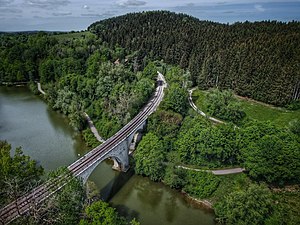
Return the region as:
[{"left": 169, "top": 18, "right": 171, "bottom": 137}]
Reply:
[
  {"left": 89, "top": 11, "right": 300, "bottom": 106},
  {"left": 1, "top": 11, "right": 300, "bottom": 225}
]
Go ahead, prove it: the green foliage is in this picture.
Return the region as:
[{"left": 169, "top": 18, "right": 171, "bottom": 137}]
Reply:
[
  {"left": 147, "top": 110, "right": 183, "bottom": 152},
  {"left": 17, "top": 167, "right": 86, "bottom": 225},
  {"left": 163, "top": 164, "right": 187, "bottom": 189},
  {"left": 0, "top": 140, "right": 44, "bottom": 207},
  {"left": 196, "top": 123, "right": 240, "bottom": 166},
  {"left": 193, "top": 89, "right": 300, "bottom": 128},
  {"left": 289, "top": 119, "right": 300, "bottom": 136},
  {"left": 165, "top": 66, "right": 191, "bottom": 88},
  {"left": 175, "top": 116, "right": 240, "bottom": 167},
  {"left": 51, "top": 175, "right": 85, "bottom": 225},
  {"left": 1, "top": 31, "right": 155, "bottom": 139},
  {"left": 0, "top": 143, "right": 84, "bottom": 225},
  {"left": 206, "top": 89, "right": 245, "bottom": 123},
  {"left": 79, "top": 201, "right": 127, "bottom": 225},
  {"left": 183, "top": 171, "right": 220, "bottom": 199},
  {"left": 269, "top": 187, "right": 300, "bottom": 225},
  {"left": 39, "top": 59, "right": 59, "bottom": 83},
  {"left": 134, "top": 133, "right": 165, "bottom": 181},
  {"left": 215, "top": 183, "right": 273, "bottom": 225},
  {"left": 82, "top": 129, "right": 101, "bottom": 148},
  {"left": 162, "top": 84, "right": 188, "bottom": 115},
  {"left": 89, "top": 11, "right": 300, "bottom": 106},
  {"left": 28, "top": 81, "right": 39, "bottom": 95},
  {"left": 52, "top": 87, "right": 85, "bottom": 130},
  {"left": 209, "top": 174, "right": 251, "bottom": 204},
  {"left": 286, "top": 100, "right": 300, "bottom": 110},
  {"left": 175, "top": 116, "right": 210, "bottom": 164},
  {"left": 240, "top": 121, "right": 300, "bottom": 184},
  {"left": 142, "top": 62, "right": 157, "bottom": 80},
  {"left": 129, "top": 218, "right": 140, "bottom": 225}
]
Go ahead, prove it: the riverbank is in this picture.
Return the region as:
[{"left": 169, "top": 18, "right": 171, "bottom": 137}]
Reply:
[
  {"left": 0, "top": 85, "right": 216, "bottom": 225},
  {"left": 182, "top": 191, "right": 214, "bottom": 209}
]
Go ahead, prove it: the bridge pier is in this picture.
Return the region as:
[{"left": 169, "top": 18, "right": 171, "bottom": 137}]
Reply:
[
  {"left": 78, "top": 120, "right": 146, "bottom": 183},
  {"left": 0, "top": 73, "right": 166, "bottom": 225}
]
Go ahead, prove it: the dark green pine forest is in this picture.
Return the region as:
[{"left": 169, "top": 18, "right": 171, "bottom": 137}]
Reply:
[
  {"left": 89, "top": 11, "right": 300, "bottom": 106},
  {"left": 1, "top": 11, "right": 300, "bottom": 225}
]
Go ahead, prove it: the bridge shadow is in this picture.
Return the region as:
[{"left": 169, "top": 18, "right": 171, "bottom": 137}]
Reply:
[
  {"left": 99, "top": 166, "right": 135, "bottom": 202},
  {"left": 97, "top": 162, "right": 140, "bottom": 221}
]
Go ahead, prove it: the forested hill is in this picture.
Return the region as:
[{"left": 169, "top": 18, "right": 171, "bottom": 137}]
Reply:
[{"left": 89, "top": 11, "right": 300, "bottom": 106}]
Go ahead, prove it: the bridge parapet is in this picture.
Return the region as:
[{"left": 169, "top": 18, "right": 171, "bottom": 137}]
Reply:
[
  {"left": 0, "top": 72, "right": 166, "bottom": 224},
  {"left": 77, "top": 120, "right": 147, "bottom": 183}
]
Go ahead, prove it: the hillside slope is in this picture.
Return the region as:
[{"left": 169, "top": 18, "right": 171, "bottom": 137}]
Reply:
[{"left": 89, "top": 11, "right": 300, "bottom": 106}]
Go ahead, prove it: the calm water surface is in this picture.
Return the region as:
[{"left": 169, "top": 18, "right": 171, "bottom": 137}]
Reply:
[{"left": 0, "top": 86, "right": 215, "bottom": 225}]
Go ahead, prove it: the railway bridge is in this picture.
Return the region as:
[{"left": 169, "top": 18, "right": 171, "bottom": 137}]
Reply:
[{"left": 0, "top": 72, "right": 167, "bottom": 224}]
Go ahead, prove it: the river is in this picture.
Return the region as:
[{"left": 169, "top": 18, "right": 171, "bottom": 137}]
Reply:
[{"left": 0, "top": 86, "right": 215, "bottom": 225}]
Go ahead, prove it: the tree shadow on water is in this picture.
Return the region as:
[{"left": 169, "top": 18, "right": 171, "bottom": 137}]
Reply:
[
  {"left": 111, "top": 204, "right": 140, "bottom": 222},
  {"left": 164, "top": 194, "right": 179, "bottom": 223},
  {"left": 135, "top": 177, "right": 163, "bottom": 210}
]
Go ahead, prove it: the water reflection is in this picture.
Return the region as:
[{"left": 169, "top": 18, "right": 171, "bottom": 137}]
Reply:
[
  {"left": 0, "top": 86, "right": 215, "bottom": 225},
  {"left": 165, "top": 194, "right": 179, "bottom": 223},
  {"left": 113, "top": 204, "right": 140, "bottom": 222},
  {"left": 110, "top": 175, "right": 215, "bottom": 225},
  {"left": 136, "top": 178, "right": 163, "bottom": 210}
]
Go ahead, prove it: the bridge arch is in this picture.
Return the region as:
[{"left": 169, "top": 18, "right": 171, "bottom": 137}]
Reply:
[
  {"left": 0, "top": 72, "right": 166, "bottom": 225},
  {"left": 78, "top": 120, "right": 146, "bottom": 183}
]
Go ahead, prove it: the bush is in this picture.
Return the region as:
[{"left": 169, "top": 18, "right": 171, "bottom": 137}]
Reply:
[
  {"left": 206, "top": 88, "right": 245, "bottom": 123},
  {"left": 215, "top": 183, "right": 273, "bottom": 225},
  {"left": 183, "top": 171, "right": 220, "bottom": 199}
]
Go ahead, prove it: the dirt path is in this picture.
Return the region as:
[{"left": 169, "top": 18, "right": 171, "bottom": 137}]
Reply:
[
  {"left": 37, "top": 82, "right": 46, "bottom": 95},
  {"left": 36, "top": 82, "right": 105, "bottom": 143},
  {"left": 188, "top": 88, "right": 224, "bottom": 124},
  {"left": 83, "top": 112, "right": 105, "bottom": 143},
  {"left": 178, "top": 165, "right": 245, "bottom": 175}
]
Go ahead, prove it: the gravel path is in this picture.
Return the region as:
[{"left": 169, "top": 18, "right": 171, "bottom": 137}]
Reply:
[
  {"left": 83, "top": 112, "right": 105, "bottom": 143},
  {"left": 188, "top": 88, "right": 224, "bottom": 124},
  {"left": 36, "top": 82, "right": 105, "bottom": 143},
  {"left": 178, "top": 165, "right": 245, "bottom": 175},
  {"left": 37, "top": 82, "right": 46, "bottom": 95}
]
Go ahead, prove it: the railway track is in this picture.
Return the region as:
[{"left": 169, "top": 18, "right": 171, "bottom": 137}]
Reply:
[{"left": 0, "top": 76, "right": 165, "bottom": 224}]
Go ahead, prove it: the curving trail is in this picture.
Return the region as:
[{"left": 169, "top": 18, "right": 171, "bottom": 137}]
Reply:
[
  {"left": 188, "top": 88, "right": 224, "bottom": 124},
  {"left": 83, "top": 112, "right": 106, "bottom": 143},
  {"left": 37, "top": 82, "right": 106, "bottom": 143},
  {"left": 0, "top": 72, "right": 167, "bottom": 224},
  {"left": 178, "top": 165, "right": 245, "bottom": 175},
  {"left": 37, "top": 82, "right": 45, "bottom": 95},
  {"left": 186, "top": 88, "right": 245, "bottom": 175}
]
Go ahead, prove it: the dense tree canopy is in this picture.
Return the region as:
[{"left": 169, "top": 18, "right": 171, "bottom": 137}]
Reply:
[
  {"left": 205, "top": 88, "right": 245, "bottom": 123},
  {"left": 240, "top": 121, "right": 300, "bottom": 185},
  {"left": 79, "top": 201, "right": 126, "bottom": 225},
  {"left": 215, "top": 183, "right": 273, "bottom": 225},
  {"left": 89, "top": 11, "right": 300, "bottom": 106},
  {"left": 0, "top": 141, "right": 44, "bottom": 207},
  {"left": 134, "top": 132, "right": 165, "bottom": 181},
  {"left": 162, "top": 83, "right": 189, "bottom": 115}
]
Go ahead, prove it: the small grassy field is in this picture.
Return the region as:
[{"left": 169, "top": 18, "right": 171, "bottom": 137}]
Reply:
[
  {"left": 192, "top": 89, "right": 300, "bottom": 127},
  {"left": 52, "top": 31, "right": 95, "bottom": 41}
]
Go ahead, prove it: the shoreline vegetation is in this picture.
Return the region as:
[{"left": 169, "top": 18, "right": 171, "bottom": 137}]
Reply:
[
  {"left": 1, "top": 11, "right": 299, "bottom": 224},
  {"left": 182, "top": 191, "right": 214, "bottom": 209}
]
